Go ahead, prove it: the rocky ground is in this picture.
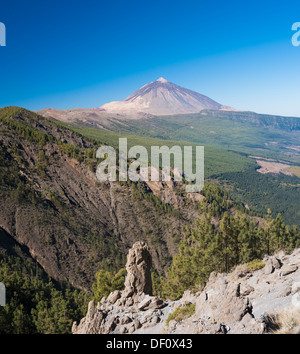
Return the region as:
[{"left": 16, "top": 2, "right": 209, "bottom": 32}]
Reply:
[{"left": 72, "top": 242, "right": 300, "bottom": 334}]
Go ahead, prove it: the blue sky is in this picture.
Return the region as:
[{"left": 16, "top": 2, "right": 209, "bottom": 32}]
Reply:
[{"left": 1, "top": 0, "right": 300, "bottom": 116}]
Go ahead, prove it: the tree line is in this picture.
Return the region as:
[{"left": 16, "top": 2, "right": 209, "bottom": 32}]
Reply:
[{"left": 155, "top": 210, "right": 300, "bottom": 300}]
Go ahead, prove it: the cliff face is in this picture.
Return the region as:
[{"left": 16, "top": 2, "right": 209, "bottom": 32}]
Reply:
[{"left": 73, "top": 242, "right": 300, "bottom": 334}]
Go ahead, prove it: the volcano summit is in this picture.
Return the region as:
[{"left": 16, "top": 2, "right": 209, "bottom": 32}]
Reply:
[
  {"left": 38, "top": 78, "right": 234, "bottom": 120},
  {"left": 99, "top": 77, "right": 233, "bottom": 116}
]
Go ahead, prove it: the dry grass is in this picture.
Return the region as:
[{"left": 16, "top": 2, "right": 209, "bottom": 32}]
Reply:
[
  {"left": 229, "top": 260, "right": 265, "bottom": 281},
  {"left": 268, "top": 310, "right": 300, "bottom": 334}
]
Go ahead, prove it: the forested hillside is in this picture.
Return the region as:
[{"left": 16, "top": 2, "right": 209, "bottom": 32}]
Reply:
[
  {"left": 0, "top": 107, "right": 299, "bottom": 333},
  {"left": 58, "top": 109, "right": 300, "bottom": 226}
]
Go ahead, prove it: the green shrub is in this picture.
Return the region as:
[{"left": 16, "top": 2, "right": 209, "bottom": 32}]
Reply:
[
  {"left": 166, "top": 303, "right": 196, "bottom": 326},
  {"left": 246, "top": 259, "right": 265, "bottom": 272}
]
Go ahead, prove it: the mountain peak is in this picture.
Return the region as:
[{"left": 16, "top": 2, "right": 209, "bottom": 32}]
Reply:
[
  {"left": 99, "top": 78, "right": 232, "bottom": 117},
  {"left": 156, "top": 77, "right": 168, "bottom": 83}
]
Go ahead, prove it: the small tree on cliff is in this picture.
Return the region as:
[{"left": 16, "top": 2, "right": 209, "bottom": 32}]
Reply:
[{"left": 92, "top": 268, "right": 126, "bottom": 303}]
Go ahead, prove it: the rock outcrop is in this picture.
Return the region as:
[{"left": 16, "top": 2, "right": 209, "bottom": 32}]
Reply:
[
  {"left": 123, "top": 241, "right": 153, "bottom": 297},
  {"left": 72, "top": 242, "right": 164, "bottom": 334},
  {"left": 165, "top": 249, "right": 300, "bottom": 334},
  {"left": 72, "top": 244, "right": 300, "bottom": 334},
  {"left": 192, "top": 275, "right": 264, "bottom": 334}
]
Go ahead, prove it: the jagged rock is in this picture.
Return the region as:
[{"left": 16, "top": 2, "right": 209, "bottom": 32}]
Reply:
[
  {"left": 86, "top": 300, "right": 96, "bottom": 321},
  {"left": 122, "top": 288, "right": 134, "bottom": 299},
  {"left": 280, "top": 264, "right": 298, "bottom": 277},
  {"left": 104, "top": 316, "right": 117, "bottom": 334},
  {"left": 231, "top": 264, "right": 249, "bottom": 280},
  {"left": 280, "top": 287, "right": 292, "bottom": 297},
  {"left": 140, "top": 308, "right": 157, "bottom": 322},
  {"left": 150, "top": 315, "right": 160, "bottom": 325},
  {"left": 291, "top": 283, "right": 300, "bottom": 295},
  {"left": 100, "top": 296, "right": 107, "bottom": 304},
  {"left": 72, "top": 300, "right": 106, "bottom": 334},
  {"left": 119, "top": 326, "right": 127, "bottom": 334},
  {"left": 273, "top": 258, "right": 282, "bottom": 270},
  {"left": 119, "top": 315, "right": 132, "bottom": 325},
  {"left": 125, "top": 298, "right": 134, "bottom": 307},
  {"left": 195, "top": 280, "right": 259, "bottom": 333},
  {"left": 137, "top": 297, "right": 152, "bottom": 311},
  {"left": 127, "top": 323, "right": 135, "bottom": 333},
  {"left": 167, "top": 319, "right": 178, "bottom": 332},
  {"left": 137, "top": 295, "right": 164, "bottom": 311},
  {"left": 264, "top": 263, "right": 274, "bottom": 275},
  {"left": 240, "top": 283, "right": 254, "bottom": 296},
  {"left": 134, "top": 319, "right": 142, "bottom": 330},
  {"left": 73, "top": 246, "right": 300, "bottom": 335},
  {"left": 123, "top": 241, "right": 153, "bottom": 296},
  {"left": 106, "top": 290, "right": 121, "bottom": 304},
  {"left": 264, "top": 256, "right": 282, "bottom": 275}
]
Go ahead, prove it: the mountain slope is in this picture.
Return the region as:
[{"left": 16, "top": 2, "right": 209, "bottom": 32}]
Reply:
[
  {"left": 97, "top": 110, "right": 300, "bottom": 162},
  {"left": 1, "top": 107, "right": 299, "bottom": 334},
  {"left": 53, "top": 107, "right": 300, "bottom": 226},
  {"left": 0, "top": 107, "right": 239, "bottom": 290}
]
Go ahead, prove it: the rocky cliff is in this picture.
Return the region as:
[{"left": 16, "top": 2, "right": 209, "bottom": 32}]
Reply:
[{"left": 73, "top": 242, "right": 300, "bottom": 334}]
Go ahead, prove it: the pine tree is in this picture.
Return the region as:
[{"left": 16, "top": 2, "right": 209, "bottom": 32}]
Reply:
[{"left": 92, "top": 268, "right": 126, "bottom": 303}]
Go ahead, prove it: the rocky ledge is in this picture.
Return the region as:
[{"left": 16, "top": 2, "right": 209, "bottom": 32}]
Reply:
[{"left": 72, "top": 242, "right": 300, "bottom": 334}]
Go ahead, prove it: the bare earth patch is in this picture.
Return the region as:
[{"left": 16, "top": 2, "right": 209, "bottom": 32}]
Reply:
[
  {"left": 249, "top": 156, "right": 294, "bottom": 176},
  {"left": 288, "top": 166, "right": 300, "bottom": 178}
]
